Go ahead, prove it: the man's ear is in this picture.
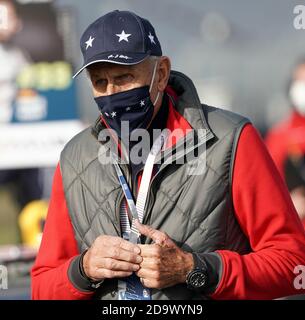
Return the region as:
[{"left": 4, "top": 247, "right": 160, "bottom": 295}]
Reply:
[{"left": 157, "top": 56, "right": 171, "bottom": 92}]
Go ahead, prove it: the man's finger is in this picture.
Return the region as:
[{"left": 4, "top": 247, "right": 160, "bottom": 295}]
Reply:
[
  {"left": 95, "top": 269, "right": 133, "bottom": 279},
  {"left": 136, "top": 268, "right": 159, "bottom": 280},
  {"left": 104, "top": 246, "right": 143, "bottom": 264},
  {"left": 117, "top": 237, "right": 141, "bottom": 253},
  {"left": 139, "top": 257, "right": 162, "bottom": 269},
  {"left": 99, "top": 257, "right": 140, "bottom": 272},
  {"left": 134, "top": 220, "right": 172, "bottom": 246},
  {"left": 138, "top": 244, "right": 162, "bottom": 257},
  {"left": 98, "top": 235, "right": 140, "bottom": 253}
]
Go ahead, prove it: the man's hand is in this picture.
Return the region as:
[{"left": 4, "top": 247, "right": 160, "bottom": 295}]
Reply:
[
  {"left": 134, "top": 220, "right": 194, "bottom": 289},
  {"left": 83, "top": 235, "right": 142, "bottom": 281}
]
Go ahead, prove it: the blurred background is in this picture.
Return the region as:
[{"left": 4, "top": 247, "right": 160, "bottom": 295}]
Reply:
[{"left": 0, "top": 0, "right": 305, "bottom": 299}]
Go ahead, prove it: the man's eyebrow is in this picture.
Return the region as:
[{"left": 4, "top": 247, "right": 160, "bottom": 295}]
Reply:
[
  {"left": 89, "top": 72, "right": 104, "bottom": 79},
  {"left": 114, "top": 72, "right": 134, "bottom": 78}
]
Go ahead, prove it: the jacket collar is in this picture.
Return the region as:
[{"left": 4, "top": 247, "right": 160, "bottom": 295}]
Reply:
[{"left": 168, "top": 70, "right": 213, "bottom": 135}]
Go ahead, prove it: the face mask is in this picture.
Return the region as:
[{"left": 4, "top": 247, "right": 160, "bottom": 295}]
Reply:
[
  {"left": 289, "top": 81, "right": 305, "bottom": 116},
  {"left": 94, "top": 60, "right": 160, "bottom": 138}
]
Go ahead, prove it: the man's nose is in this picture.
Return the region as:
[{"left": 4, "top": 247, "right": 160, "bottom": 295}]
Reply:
[{"left": 106, "top": 82, "right": 120, "bottom": 95}]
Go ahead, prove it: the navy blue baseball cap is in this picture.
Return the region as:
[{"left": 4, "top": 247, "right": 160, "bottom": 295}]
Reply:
[{"left": 73, "top": 10, "right": 162, "bottom": 78}]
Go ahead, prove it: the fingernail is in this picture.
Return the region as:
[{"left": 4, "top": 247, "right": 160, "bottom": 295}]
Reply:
[
  {"left": 136, "top": 256, "right": 142, "bottom": 263},
  {"left": 133, "top": 264, "right": 139, "bottom": 271},
  {"left": 134, "top": 247, "right": 140, "bottom": 254}
]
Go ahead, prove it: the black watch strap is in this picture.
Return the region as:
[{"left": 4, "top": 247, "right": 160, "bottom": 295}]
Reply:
[
  {"left": 192, "top": 252, "right": 208, "bottom": 270},
  {"left": 186, "top": 252, "right": 221, "bottom": 294}
]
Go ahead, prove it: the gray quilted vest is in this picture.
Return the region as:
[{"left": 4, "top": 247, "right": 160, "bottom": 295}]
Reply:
[{"left": 60, "top": 71, "right": 251, "bottom": 300}]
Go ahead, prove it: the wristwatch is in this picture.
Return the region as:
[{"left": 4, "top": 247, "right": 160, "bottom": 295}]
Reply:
[{"left": 186, "top": 253, "right": 209, "bottom": 292}]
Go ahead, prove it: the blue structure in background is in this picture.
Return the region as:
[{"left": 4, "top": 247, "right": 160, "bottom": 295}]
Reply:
[{"left": 11, "top": 81, "right": 79, "bottom": 123}]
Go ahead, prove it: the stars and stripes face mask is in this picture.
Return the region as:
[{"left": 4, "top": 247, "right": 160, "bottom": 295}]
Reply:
[{"left": 94, "top": 60, "right": 160, "bottom": 138}]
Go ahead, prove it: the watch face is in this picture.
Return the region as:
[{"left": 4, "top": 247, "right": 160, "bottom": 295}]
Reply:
[{"left": 188, "top": 269, "right": 207, "bottom": 288}]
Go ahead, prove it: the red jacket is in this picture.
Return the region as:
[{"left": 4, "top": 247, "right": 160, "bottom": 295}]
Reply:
[
  {"left": 32, "top": 101, "right": 305, "bottom": 300},
  {"left": 266, "top": 111, "right": 305, "bottom": 228}
]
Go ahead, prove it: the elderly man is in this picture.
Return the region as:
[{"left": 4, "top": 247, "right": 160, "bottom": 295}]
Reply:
[{"left": 32, "top": 10, "right": 305, "bottom": 300}]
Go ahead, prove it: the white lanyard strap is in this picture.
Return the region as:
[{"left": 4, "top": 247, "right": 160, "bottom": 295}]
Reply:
[
  {"left": 135, "top": 132, "right": 166, "bottom": 222},
  {"left": 113, "top": 132, "right": 167, "bottom": 243}
]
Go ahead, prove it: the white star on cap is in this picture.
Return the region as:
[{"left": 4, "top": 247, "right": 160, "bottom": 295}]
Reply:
[
  {"left": 85, "top": 36, "right": 95, "bottom": 50},
  {"left": 140, "top": 100, "right": 145, "bottom": 107},
  {"left": 116, "top": 30, "right": 131, "bottom": 42},
  {"left": 148, "top": 32, "right": 156, "bottom": 44},
  {"left": 111, "top": 111, "right": 117, "bottom": 118}
]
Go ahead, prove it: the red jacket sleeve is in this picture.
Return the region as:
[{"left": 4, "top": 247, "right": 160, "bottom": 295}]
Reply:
[
  {"left": 211, "top": 124, "right": 305, "bottom": 300},
  {"left": 31, "top": 164, "right": 94, "bottom": 300},
  {"left": 265, "top": 130, "right": 287, "bottom": 178}
]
